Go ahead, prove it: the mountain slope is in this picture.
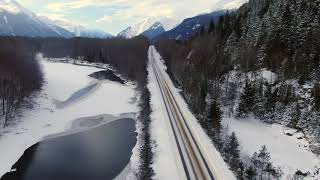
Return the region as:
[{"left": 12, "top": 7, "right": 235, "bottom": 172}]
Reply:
[
  {"left": 155, "top": 10, "right": 226, "bottom": 40},
  {"left": 141, "top": 22, "right": 166, "bottom": 39},
  {"left": 72, "top": 28, "right": 113, "bottom": 39},
  {"left": 117, "top": 17, "right": 178, "bottom": 39},
  {"left": 43, "top": 18, "right": 113, "bottom": 39},
  {"left": 0, "top": 0, "right": 73, "bottom": 38},
  {"left": 0, "top": 0, "right": 113, "bottom": 38}
]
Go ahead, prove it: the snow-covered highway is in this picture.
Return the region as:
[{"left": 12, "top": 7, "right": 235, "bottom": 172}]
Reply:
[{"left": 148, "top": 46, "right": 235, "bottom": 180}]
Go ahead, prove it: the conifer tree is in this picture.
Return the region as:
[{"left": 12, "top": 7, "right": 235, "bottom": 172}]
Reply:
[
  {"left": 258, "top": 145, "right": 271, "bottom": 165},
  {"left": 224, "top": 132, "right": 241, "bottom": 171},
  {"left": 313, "top": 83, "right": 320, "bottom": 111},
  {"left": 208, "top": 20, "right": 215, "bottom": 34},
  {"left": 245, "top": 166, "right": 257, "bottom": 180},
  {"left": 208, "top": 100, "right": 222, "bottom": 133},
  {"left": 288, "top": 103, "right": 301, "bottom": 129},
  {"left": 237, "top": 81, "right": 255, "bottom": 117},
  {"left": 199, "top": 26, "right": 205, "bottom": 37},
  {"left": 237, "top": 162, "right": 245, "bottom": 180},
  {"left": 199, "top": 79, "right": 208, "bottom": 113},
  {"left": 255, "top": 145, "right": 281, "bottom": 179},
  {"left": 265, "top": 83, "right": 276, "bottom": 112},
  {"left": 253, "top": 82, "right": 265, "bottom": 118}
]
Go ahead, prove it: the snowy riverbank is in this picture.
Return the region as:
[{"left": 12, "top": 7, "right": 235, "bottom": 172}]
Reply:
[{"left": 0, "top": 59, "right": 138, "bottom": 177}]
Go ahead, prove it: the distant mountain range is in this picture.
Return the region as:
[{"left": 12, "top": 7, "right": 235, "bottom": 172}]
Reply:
[
  {"left": 0, "top": 0, "right": 226, "bottom": 40},
  {"left": 141, "top": 22, "right": 166, "bottom": 39},
  {"left": 41, "top": 17, "right": 113, "bottom": 39},
  {"left": 0, "top": 0, "right": 113, "bottom": 38},
  {"left": 117, "top": 11, "right": 226, "bottom": 40},
  {"left": 117, "top": 17, "right": 179, "bottom": 39},
  {"left": 155, "top": 10, "right": 226, "bottom": 40}
]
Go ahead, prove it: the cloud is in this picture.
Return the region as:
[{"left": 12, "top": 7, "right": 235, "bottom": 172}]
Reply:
[
  {"left": 214, "top": 0, "right": 248, "bottom": 10},
  {"left": 22, "top": 0, "right": 248, "bottom": 34},
  {"left": 45, "top": 0, "right": 247, "bottom": 21},
  {"left": 96, "top": 15, "right": 113, "bottom": 23},
  {"left": 46, "top": 0, "right": 128, "bottom": 12},
  {"left": 37, "top": 12, "right": 67, "bottom": 21},
  {"left": 108, "top": 1, "right": 175, "bottom": 21},
  {"left": 45, "top": 0, "right": 201, "bottom": 16},
  {"left": 18, "top": 0, "right": 34, "bottom": 6}
]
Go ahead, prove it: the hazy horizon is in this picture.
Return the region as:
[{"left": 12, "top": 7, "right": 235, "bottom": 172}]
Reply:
[{"left": 15, "top": 0, "right": 247, "bottom": 35}]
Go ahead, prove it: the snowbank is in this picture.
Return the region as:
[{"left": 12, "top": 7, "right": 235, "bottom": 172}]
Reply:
[
  {"left": 148, "top": 46, "right": 235, "bottom": 180},
  {"left": 259, "top": 68, "right": 277, "bottom": 84},
  {"left": 148, "top": 57, "right": 186, "bottom": 180},
  {"left": 0, "top": 60, "right": 138, "bottom": 177},
  {"left": 223, "top": 116, "right": 320, "bottom": 179}
]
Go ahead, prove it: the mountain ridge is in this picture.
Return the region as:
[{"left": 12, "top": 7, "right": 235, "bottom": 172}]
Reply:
[
  {"left": 117, "top": 17, "right": 178, "bottom": 39},
  {"left": 0, "top": 0, "right": 112, "bottom": 38},
  {"left": 41, "top": 17, "right": 114, "bottom": 39},
  {"left": 154, "top": 10, "right": 226, "bottom": 40}
]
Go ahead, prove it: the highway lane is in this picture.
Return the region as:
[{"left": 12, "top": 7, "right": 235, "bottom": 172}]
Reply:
[{"left": 149, "top": 46, "right": 235, "bottom": 180}]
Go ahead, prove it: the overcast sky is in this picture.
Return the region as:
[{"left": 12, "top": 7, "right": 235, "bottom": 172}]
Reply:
[{"left": 17, "top": 0, "right": 247, "bottom": 35}]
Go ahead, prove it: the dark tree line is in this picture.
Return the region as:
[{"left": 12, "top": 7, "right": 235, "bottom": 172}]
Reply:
[
  {"left": 0, "top": 36, "right": 150, "bottom": 87},
  {"left": 0, "top": 36, "right": 154, "bottom": 178},
  {"left": 0, "top": 36, "right": 150, "bottom": 128},
  {"left": 0, "top": 38, "right": 43, "bottom": 127},
  {"left": 36, "top": 37, "right": 150, "bottom": 87},
  {"left": 155, "top": 0, "right": 320, "bottom": 177},
  {"left": 136, "top": 85, "right": 154, "bottom": 179},
  {"left": 155, "top": 0, "right": 320, "bottom": 122}
]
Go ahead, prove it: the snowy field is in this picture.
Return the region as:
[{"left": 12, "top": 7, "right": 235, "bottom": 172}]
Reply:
[
  {"left": 0, "top": 59, "right": 138, "bottom": 177},
  {"left": 149, "top": 45, "right": 320, "bottom": 180},
  {"left": 223, "top": 116, "right": 320, "bottom": 179}
]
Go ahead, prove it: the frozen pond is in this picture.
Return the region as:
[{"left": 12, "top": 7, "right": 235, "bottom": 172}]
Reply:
[
  {"left": 0, "top": 60, "right": 139, "bottom": 178},
  {"left": 1, "top": 117, "right": 137, "bottom": 180}
]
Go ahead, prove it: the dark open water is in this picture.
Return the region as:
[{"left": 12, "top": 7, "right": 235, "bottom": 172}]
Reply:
[{"left": 1, "top": 118, "right": 136, "bottom": 180}]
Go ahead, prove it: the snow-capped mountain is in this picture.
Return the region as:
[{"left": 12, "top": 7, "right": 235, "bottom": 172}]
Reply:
[
  {"left": 117, "top": 17, "right": 178, "bottom": 39},
  {"left": 0, "top": 0, "right": 74, "bottom": 38},
  {"left": 0, "top": 0, "right": 112, "bottom": 38},
  {"left": 141, "top": 22, "right": 166, "bottom": 39},
  {"left": 43, "top": 18, "right": 113, "bottom": 39},
  {"left": 72, "top": 28, "right": 113, "bottom": 39},
  {"left": 155, "top": 10, "right": 226, "bottom": 40}
]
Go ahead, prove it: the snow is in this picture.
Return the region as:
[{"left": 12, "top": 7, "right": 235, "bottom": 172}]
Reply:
[
  {"left": 41, "top": 18, "right": 77, "bottom": 34},
  {"left": 0, "top": 1, "right": 74, "bottom": 38},
  {"left": 175, "top": 34, "right": 182, "bottom": 40},
  {"left": 259, "top": 68, "right": 277, "bottom": 84},
  {"left": 148, "top": 46, "right": 235, "bottom": 180},
  {"left": 137, "top": 18, "right": 155, "bottom": 35},
  {"left": 223, "top": 116, "right": 320, "bottom": 179},
  {"left": 0, "top": 0, "right": 20, "bottom": 14},
  {"left": 148, "top": 54, "right": 185, "bottom": 180},
  {"left": 0, "top": 0, "right": 35, "bottom": 17},
  {"left": 157, "top": 17, "right": 179, "bottom": 31},
  {"left": 192, "top": 24, "right": 201, "bottom": 30},
  {"left": 0, "top": 58, "right": 138, "bottom": 177},
  {"left": 118, "top": 17, "right": 179, "bottom": 38},
  {"left": 3, "top": 15, "right": 7, "bottom": 23},
  {"left": 39, "top": 16, "right": 113, "bottom": 38},
  {"left": 8, "top": 26, "right": 14, "bottom": 36},
  {"left": 187, "top": 50, "right": 194, "bottom": 59},
  {"left": 151, "top": 23, "right": 162, "bottom": 30},
  {"left": 118, "top": 18, "right": 157, "bottom": 38}
]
